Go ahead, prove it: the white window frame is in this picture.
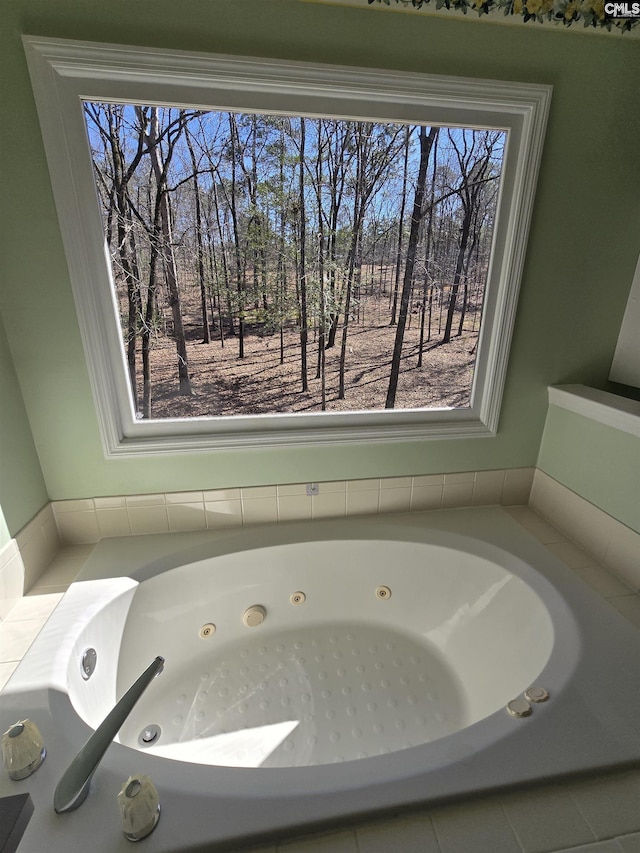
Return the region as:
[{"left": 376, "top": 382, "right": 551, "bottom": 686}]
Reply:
[{"left": 23, "top": 36, "right": 551, "bottom": 458}]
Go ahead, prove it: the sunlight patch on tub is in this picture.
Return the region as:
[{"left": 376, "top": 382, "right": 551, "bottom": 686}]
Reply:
[
  {"left": 5, "top": 578, "right": 138, "bottom": 696},
  {"left": 144, "top": 720, "right": 300, "bottom": 767}
]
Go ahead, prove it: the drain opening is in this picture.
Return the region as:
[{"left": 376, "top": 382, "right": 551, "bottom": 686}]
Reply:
[{"left": 138, "top": 724, "right": 161, "bottom": 746}]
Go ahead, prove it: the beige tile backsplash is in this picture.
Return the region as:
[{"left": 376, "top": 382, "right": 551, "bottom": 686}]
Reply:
[
  {"left": 48, "top": 468, "right": 535, "bottom": 546},
  {"left": 531, "top": 469, "right": 640, "bottom": 591}
]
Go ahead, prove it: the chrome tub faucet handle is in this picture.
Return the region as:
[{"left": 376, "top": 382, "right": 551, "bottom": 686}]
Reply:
[{"left": 54, "top": 656, "right": 165, "bottom": 814}]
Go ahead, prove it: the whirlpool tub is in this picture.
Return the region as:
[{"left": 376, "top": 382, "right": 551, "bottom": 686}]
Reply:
[{"left": 2, "top": 507, "right": 639, "bottom": 852}]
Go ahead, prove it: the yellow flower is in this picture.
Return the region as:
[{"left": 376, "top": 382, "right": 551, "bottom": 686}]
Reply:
[
  {"left": 526, "top": 0, "right": 543, "bottom": 14},
  {"left": 564, "top": 0, "right": 579, "bottom": 16},
  {"left": 586, "top": 0, "right": 606, "bottom": 19},
  {"left": 513, "top": 0, "right": 524, "bottom": 13}
]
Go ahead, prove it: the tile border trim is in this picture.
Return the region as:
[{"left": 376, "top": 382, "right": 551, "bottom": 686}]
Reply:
[
  {"left": 49, "top": 468, "right": 535, "bottom": 545},
  {"left": 549, "top": 385, "right": 640, "bottom": 438}
]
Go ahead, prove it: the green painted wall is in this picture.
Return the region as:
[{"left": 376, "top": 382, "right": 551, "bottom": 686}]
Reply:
[
  {"left": 538, "top": 405, "right": 640, "bottom": 533},
  {"left": 0, "top": 0, "right": 638, "bottom": 500},
  {"left": 0, "top": 317, "right": 49, "bottom": 545}
]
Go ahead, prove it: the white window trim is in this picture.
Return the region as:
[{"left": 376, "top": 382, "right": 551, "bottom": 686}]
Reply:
[{"left": 23, "top": 36, "right": 551, "bottom": 457}]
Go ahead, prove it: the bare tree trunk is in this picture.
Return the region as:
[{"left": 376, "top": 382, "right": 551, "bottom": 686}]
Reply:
[
  {"left": 212, "top": 181, "right": 234, "bottom": 338},
  {"left": 338, "top": 230, "right": 359, "bottom": 400},
  {"left": 185, "top": 129, "right": 211, "bottom": 344},
  {"left": 418, "top": 133, "right": 438, "bottom": 367},
  {"left": 298, "top": 118, "right": 308, "bottom": 392},
  {"left": 339, "top": 122, "right": 403, "bottom": 400},
  {"left": 228, "top": 114, "right": 245, "bottom": 359},
  {"left": 325, "top": 121, "right": 353, "bottom": 350},
  {"left": 390, "top": 124, "right": 410, "bottom": 326},
  {"left": 443, "top": 130, "right": 499, "bottom": 345},
  {"left": 315, "top": 122, "right": 327, "bottom": 409},
  {"left": 147, "top": 108, "right": 192, "bottom": 395},
  {"left": 276, "top": 124, "right": 287, "bottom": 366},
  {"left": 88, "top": 103, "right": 146, "bottom": 410},
  {"left": 457, "top": 205, "right": 482, "bottom": 337},
  {"left": 121, "top": 207, "right": 142, "bottom": 408},
  {"left": 207, "top": 235, "right": 225, "bottom": 346},
  {"left": 386, "top": 126, "right": 438, "bottom": 409},
  {"left": 442, "top": 236, "right": 466, "bottom": 345},
  {"left": 142, "top": 238, "right": 159, "bottom": 419},
  {"left": 442, "top": 187, "right": 476, "bottom": 344}
]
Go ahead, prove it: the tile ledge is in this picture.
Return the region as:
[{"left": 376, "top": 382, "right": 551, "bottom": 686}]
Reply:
[{"left": 548, "top": 385, "right": 640, "bottom": 437}]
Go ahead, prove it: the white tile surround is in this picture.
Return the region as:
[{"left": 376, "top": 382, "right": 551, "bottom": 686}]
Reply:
[
  {"left": 1, "top": 467, "right": 639, "bottom": 853},
  {"left": 0, "top": 502, "right": 59, "bottom": 621}
]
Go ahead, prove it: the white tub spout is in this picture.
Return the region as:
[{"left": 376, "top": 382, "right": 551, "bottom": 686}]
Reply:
[{"left": 54, "top": 656, "right": 165, "bottom": 814}]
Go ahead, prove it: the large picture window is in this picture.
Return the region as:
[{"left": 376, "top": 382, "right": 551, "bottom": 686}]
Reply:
[{"left": 23, "top": 37, "right": 551, "bottom": 455}]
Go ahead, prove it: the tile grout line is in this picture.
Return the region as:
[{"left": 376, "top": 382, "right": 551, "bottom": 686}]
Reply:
[
  {"left": 567, "top": 789, "right": 602, "bottom": 845},
  {"left": 532, "top": 471, "right": 638, "bottom": 590},
  {"left": 498, "top": 802, "right": 528, "bottom": 853},
  {"left": 428, "top": 811, "right": 448, "bottom": 853}
]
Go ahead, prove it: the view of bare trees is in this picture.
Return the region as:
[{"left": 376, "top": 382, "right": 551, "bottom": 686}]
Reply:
[{"left": 84, "top": 104, "right": 504, "bottom": 419}]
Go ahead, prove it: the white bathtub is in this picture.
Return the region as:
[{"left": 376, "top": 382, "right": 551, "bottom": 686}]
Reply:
[{"left": 2, "top": 507, "right": 640, "bottom": 852}]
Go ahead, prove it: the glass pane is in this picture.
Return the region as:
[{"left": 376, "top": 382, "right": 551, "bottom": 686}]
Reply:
[{"left": 83, "top": 104, "right": 505, "bottom": 420}]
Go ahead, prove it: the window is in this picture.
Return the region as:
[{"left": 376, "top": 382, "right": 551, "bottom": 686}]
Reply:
[{"left": 23, "top": 37, "right": 551, "bottom": 456}]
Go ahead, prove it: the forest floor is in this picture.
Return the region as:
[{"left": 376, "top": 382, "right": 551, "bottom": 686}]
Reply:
[{"left": 135, "top": 293, "right": 481, "bottom": 419}]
